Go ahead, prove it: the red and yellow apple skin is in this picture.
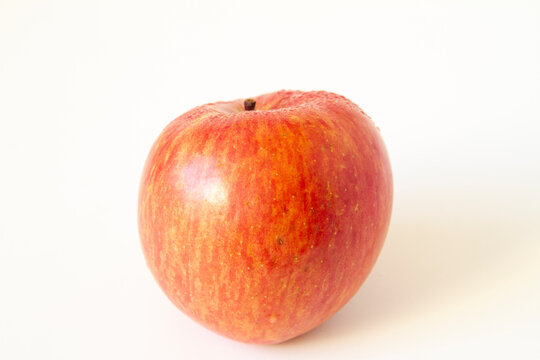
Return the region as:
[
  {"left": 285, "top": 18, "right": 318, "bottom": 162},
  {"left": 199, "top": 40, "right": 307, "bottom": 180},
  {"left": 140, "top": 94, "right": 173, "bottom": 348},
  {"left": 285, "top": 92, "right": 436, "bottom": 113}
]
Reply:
[{"left": 138, "top": 90, "right": 393, "bottom": 344}]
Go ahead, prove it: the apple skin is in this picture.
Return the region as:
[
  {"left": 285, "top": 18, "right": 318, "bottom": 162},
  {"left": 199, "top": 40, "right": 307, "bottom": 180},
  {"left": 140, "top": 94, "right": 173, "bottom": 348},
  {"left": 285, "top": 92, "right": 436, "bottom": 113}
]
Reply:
[{"left": 138, "top": 90, "right": 393, "bottom": 344}]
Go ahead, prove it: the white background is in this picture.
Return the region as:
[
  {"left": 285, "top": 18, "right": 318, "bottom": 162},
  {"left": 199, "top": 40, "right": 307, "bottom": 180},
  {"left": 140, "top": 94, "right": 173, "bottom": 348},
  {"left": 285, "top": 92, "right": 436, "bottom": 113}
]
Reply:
[{"left": 1, "top": 0, "right": 539, "bottom": 359}]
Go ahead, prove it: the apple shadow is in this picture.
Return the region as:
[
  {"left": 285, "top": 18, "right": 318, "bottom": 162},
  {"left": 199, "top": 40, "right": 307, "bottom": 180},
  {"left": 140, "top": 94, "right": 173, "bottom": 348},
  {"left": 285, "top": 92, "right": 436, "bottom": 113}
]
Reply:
[{"left": 273, "top": 189, "right": 536, "bottom": 347}]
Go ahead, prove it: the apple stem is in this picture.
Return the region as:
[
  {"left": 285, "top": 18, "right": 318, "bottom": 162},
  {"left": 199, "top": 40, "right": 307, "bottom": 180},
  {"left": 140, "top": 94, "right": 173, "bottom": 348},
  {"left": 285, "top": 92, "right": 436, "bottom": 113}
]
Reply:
[{"left": 244, "top": 98, "right": 256, "bottom": 111}]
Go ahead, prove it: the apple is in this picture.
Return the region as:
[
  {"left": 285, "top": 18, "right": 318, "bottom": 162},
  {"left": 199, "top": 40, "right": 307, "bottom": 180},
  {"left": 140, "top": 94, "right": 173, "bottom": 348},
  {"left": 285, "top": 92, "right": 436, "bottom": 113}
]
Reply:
[{"left": 138, "top": 90, "right": 393, "bottom": 344}]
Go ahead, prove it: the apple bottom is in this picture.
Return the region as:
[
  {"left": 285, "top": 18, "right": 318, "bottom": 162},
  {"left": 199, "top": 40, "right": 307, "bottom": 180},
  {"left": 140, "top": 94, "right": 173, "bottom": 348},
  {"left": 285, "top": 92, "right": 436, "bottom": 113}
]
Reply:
[{"left": 148, "top": 227, "right": 385, "bottom": 344}]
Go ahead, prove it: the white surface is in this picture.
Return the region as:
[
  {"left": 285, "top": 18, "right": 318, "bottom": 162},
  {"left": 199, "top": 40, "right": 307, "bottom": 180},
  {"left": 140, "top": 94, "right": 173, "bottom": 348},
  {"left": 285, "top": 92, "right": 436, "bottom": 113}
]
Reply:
[{"left": 1, "top": 1, "right": 539, "bottom": 359}]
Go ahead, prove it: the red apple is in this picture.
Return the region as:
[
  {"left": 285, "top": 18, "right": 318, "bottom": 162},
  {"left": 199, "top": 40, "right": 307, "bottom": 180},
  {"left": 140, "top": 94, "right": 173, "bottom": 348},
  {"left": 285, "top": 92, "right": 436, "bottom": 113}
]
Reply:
[{"left": 138, "top": 90, "right": 393, "bottom": 344}]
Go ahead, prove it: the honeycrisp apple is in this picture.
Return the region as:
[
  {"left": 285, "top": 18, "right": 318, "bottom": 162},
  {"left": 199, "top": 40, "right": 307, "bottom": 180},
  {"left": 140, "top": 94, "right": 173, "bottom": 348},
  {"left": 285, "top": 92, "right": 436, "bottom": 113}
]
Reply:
[{"left": 138, "top": 90, "right": 393, "bottom": 344}]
